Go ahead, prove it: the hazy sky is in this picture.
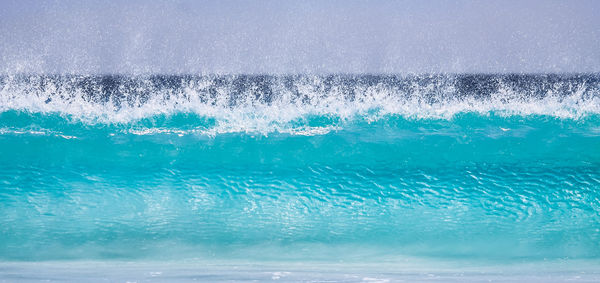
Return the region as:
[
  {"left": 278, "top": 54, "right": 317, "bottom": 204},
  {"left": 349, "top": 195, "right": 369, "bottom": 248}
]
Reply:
[{"left": 1, "top": 0, "right": 599, "bottom": 74}]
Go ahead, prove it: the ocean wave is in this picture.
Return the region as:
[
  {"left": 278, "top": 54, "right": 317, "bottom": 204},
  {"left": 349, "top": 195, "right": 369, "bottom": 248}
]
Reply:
[
  {"left": 2, "top": 74, "right": 600, "bottom": 262},
  {"left": 1, "top": 75, "right": 599, "bottom": 132}
]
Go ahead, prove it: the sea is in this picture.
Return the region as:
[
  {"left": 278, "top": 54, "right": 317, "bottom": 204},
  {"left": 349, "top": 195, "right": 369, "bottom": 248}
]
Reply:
[{"left": 1, "top": 74, "right": 599, "bottom": 282}]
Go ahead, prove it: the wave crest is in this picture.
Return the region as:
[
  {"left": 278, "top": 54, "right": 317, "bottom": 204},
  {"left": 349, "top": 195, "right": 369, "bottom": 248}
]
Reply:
[{"left": 1, "top": 74, "right": 599, "bottom": 134}]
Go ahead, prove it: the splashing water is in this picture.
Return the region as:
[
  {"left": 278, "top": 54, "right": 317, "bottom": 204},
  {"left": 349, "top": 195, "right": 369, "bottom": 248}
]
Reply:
[{"left": 1, "top": 74, "right": 600, "bottom": 269}]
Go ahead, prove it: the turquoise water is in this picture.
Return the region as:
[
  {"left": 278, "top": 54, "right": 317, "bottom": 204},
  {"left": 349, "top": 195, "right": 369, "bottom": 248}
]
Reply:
[{"left": 1, "top": 74, "right": 600, "bottom": 266}]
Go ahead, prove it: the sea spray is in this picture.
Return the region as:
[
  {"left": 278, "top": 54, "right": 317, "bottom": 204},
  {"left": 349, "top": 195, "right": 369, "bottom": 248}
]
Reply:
[{"left": 1, "top": 74, "right": 599, "bottom": 263}]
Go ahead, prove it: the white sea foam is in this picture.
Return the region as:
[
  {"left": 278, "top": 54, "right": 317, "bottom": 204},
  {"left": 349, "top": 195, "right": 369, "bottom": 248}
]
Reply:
[
  {"left": 0, "top": 127, "right": 78, "bottom": 139},
  {"left": 126, "top": 125, "right": 339, "bottom": 137},
  {"left": 1, "top": 75, "right": 599, "bottom": 135}
]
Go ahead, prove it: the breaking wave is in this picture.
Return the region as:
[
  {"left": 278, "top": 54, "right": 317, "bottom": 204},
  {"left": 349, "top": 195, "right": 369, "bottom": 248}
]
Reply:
[{"left": 1, "top": 74, "right": 599, "bottom": 136}]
